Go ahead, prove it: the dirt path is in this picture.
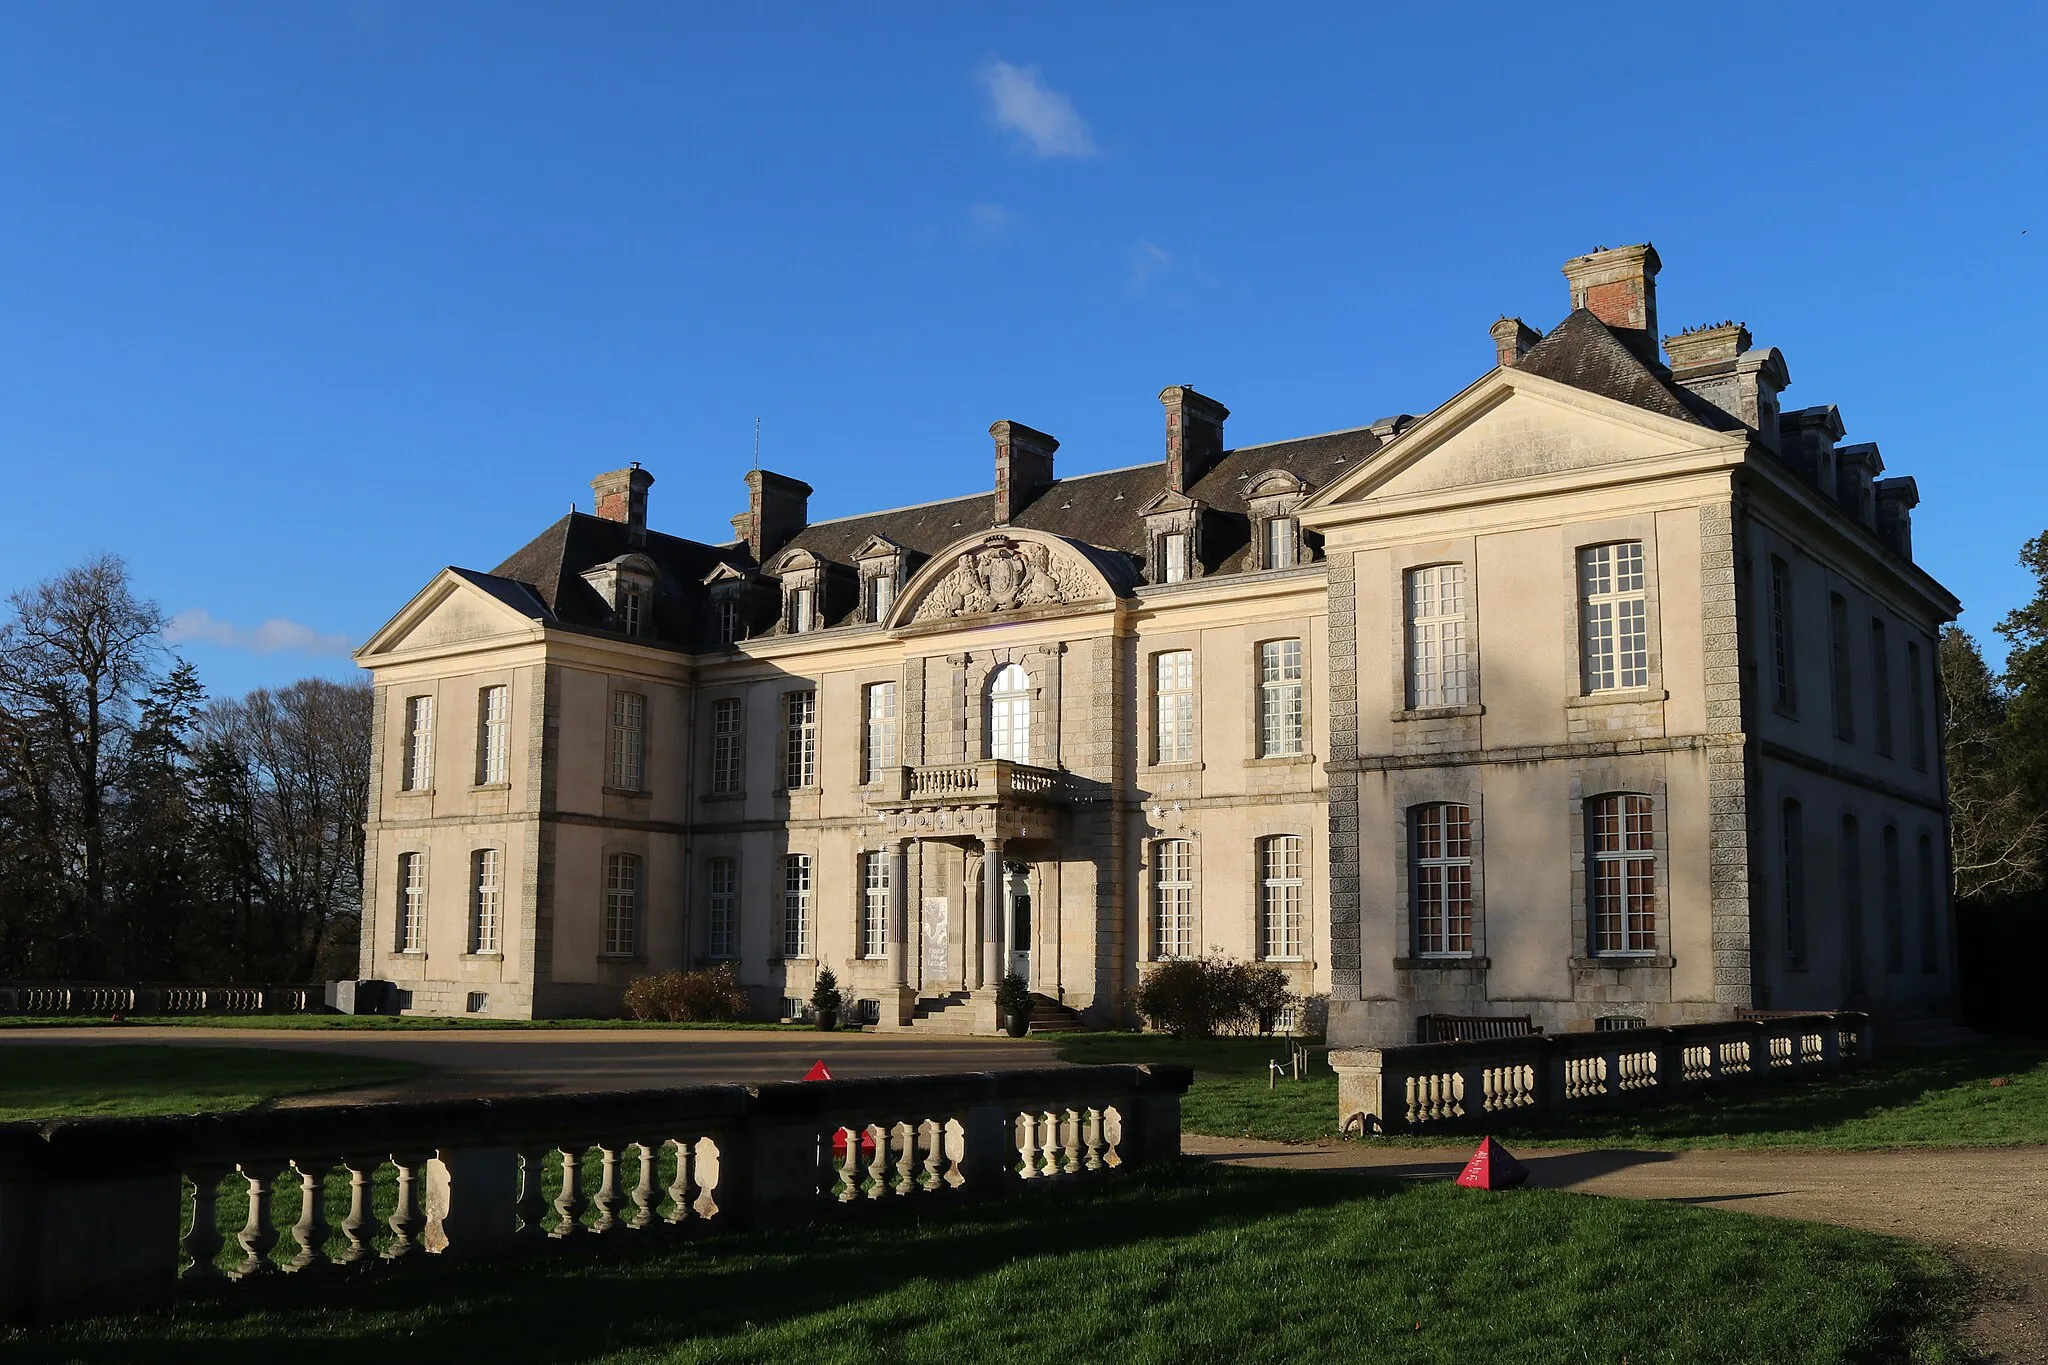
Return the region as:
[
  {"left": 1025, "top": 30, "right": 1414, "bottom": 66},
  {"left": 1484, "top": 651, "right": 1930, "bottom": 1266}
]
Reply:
[{"left": 1185, "top": 1134, "right": 2048, "bottom": 1363}]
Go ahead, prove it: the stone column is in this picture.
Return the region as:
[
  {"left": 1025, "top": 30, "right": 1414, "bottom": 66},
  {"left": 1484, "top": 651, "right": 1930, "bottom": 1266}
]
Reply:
[
  {"left": 887, "top": 839, "right": 911, "bottom": 991},
  {"left": 981, "top": 836, "right": 1005, "bottom": 987}
]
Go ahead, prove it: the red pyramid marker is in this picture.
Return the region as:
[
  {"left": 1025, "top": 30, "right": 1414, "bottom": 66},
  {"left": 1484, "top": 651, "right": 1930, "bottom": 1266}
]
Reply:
[
  {"left": 1454, "top": 1136, "right": 1529, "bottom": 1190},
  {"left": 802, "top": 1059, "right": 833, "bottom": 1082}
]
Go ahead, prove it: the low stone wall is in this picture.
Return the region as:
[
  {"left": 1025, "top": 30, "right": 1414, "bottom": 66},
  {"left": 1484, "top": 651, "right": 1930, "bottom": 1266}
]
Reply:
[
  {"left": 0, "top": 982, "right": 315, "bottom": 1016},
  {"left": 1328, "top": 1012, "right": 1872, "bottom": 1134},
  {"left": 0, "top": 1063, "right": 1192, "bottom": 1325}
]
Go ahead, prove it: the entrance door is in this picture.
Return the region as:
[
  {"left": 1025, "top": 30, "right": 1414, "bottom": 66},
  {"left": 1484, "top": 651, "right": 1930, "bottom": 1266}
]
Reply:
[{"left": 1005, "top": 862, "right": 1032, "bottom": 986}]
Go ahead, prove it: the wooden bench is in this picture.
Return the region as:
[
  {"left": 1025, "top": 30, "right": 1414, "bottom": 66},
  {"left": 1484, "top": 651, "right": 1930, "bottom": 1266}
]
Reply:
[{"left": 1417, "top": 1013, "right": 1542, "bottom": 1043}]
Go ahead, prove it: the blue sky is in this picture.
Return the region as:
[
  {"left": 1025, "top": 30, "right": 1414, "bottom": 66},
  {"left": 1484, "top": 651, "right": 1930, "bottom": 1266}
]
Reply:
[{"left": 1, "top": 2, "right": 2042, "bottom": 698}]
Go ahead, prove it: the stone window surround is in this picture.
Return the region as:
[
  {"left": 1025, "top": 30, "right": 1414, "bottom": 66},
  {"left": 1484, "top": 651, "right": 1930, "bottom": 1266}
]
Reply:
[
  {"left": 464, "top": 842, "right": 508, "bottom": 960},
  {"left": 1382, "top": 534, "right": 1484, "bottom": 722},
  {"left": 1248, "top": 821, "right": 1315, "bottom": 965},
  {"left": 1246, "top": 622, "right": 1315, "bottom": 766},
  {"left": 1387, "top": 777, "right": 1488, "bottom": 967},
  {"left": 1244, "top": 470, "right": 1313, "bottom": 573},
  {"left": 1566, "top": 760, "right": 1673, "bottom": 966},
  {"left": 1142, "top": 504, "right": 1204, "bottom": 586},
  {"left": 394, "top": 847, "right": 429, "bottom": 956},
  {"left": 856, "top": 845, "right": 890, "bottom": 961},
  {"left": 708, "top": 580, "right": 749, "bottom": 645},
  {"left": 770, "top": 550, "right": 826, "bottom": 635},
  {"left": 1565, "top": 516, "right": 1667, "bottom": 706},
  {"left": 597, "top": 840, "right": 649, "bottom": 963},
  {"left": 579, "top": 555, "right": 657, "bottom": 634},
  {"left": 961, "top": 647, "right": 1063, "bottom": 769},
  {"left": 1142, "top": 834, "right": 1202, "bottom": 962},
  {"left": 398, "top": 691, "right": 435, "bottom": 795},
  {"left": 1143, "top": 634, "right": 1204, "bottom": 771},
  {"left": 604, "top": 686, "right": 650, "bottom": 797}
]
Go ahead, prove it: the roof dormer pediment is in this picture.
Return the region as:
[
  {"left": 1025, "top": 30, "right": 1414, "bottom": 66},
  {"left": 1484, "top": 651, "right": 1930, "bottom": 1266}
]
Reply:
[{"left": 1136, "top": 489, "right": 1203, "bottom": 518}]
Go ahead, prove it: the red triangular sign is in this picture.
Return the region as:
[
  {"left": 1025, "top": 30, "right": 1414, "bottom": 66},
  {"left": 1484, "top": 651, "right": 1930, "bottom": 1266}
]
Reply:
[
  {"left": 1454, "top": 1136, "right": 1529, "bottom": 1190},
  {"left": 802, "top": 1060, "right": 833, "bottom": 1082}
]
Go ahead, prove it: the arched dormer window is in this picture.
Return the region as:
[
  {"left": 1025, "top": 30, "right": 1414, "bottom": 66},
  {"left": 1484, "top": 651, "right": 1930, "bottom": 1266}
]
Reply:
[
  {"left": 579, "top": 554, "right": 658, "bottom": 638},
  {"left": 988, "top": 663, "right": 1031, "bottom": 762}
]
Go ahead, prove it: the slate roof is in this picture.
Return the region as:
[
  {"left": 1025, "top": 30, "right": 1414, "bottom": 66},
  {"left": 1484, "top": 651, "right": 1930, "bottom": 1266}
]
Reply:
[{"left": 1514, "top": 309, "right": 1743, "bottom": 432}]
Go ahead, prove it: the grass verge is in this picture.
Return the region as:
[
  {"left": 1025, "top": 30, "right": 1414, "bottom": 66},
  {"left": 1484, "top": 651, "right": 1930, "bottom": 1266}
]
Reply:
[
  {"left": 0, "top": 1044, "right": 425, "bottom": 1122},
  {"left": 0, "top": 1163, "right": 1972, "bottom": 1364},
  {"left": 1053, "top": 1033, "right": 2048, "bottom": 1149},
  {"left": 0, "top": 1015, "right": 809, "bottom": 1032}
]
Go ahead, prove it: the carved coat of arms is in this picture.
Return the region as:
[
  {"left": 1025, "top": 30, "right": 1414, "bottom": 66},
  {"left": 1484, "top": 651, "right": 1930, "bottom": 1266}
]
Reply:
[{"left": 912, "top": 536, "right": 1092, "bottom": 622}]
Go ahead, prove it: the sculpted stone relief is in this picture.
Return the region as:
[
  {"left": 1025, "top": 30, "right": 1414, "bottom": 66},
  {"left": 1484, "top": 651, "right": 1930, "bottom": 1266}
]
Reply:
[{"left": 909, "top": 536, "right": 1100, "bottom": 622}]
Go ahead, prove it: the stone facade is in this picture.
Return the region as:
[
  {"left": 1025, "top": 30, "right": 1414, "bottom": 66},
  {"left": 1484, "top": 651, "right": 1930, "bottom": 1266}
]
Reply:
[{"left": 356, "top": 244, "right": 1959, "bottom": 1038}]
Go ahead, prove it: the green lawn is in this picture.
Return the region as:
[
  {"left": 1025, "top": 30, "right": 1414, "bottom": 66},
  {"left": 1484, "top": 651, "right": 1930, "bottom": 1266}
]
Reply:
[
  {"left": 1, "top": 1163, "right": 1970, "bottom": 1364},
  {"left": 1052, "top": 1033, "right": 2048, "bottom": 1150},
  {"left": 0, "top": 1045, "right": 424, "bottom": 1122},
  {"left": 0, "top": 1014, "right": 807, "bottom": 1031}
]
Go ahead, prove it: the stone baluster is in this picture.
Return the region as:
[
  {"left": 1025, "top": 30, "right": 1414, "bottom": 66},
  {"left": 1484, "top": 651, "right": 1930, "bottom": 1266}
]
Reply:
[
  {"left": 286, "top": 1159, "right": 333, "bottom": 1273},
  {"left": 551, "top": 1146, "right": 587, "bottom": 1238},
  {"left": 628, "top": 1142, "right": 658, "bottom": 1230},
  {"left": 591, "top": 1143, "right": 623, "bottom": 1234},
  {"left": 1013, "top": 1113, "right": 1038, "bottom": 1180},
  {"left": 864, "top": 1124, "right": 889, "bottom": 1200},
  {"left": 1059, "top": 1108, "right": 1081, "bottom": 1175},
  {"left": 180, "top": 1166, "right": 230, "bottom": 1280},
  {"left": 835, "top": 1128, "right": 862, "bottom": 1203},
  {"left": 664, "top": 1138, "right": 697, "bottom": 1225},
  {"left": 385, "top": 1152, "right": 429, "bottom": 1260},
  {"left": 232, "top": 1161, "right": 285, "bottom": 1279},
  {"left": 336, "top": 1157, "right": 377, "bottom": 1264},
  {"left": 892, "top": 1122, "right": 917, "bottom": 1196},
  {"left": 515, "top": 1149, "right": 550, "bottom": 1242},
  {"left": 1083, "top": 1107, "right": 1105, "bottom": 1172}
]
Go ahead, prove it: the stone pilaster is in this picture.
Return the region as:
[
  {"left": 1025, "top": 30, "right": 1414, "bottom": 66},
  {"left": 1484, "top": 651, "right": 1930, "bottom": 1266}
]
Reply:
[
  {"left": 1699, "top": 496, "right": 1756, "bottom": 1009},
  {"left": 1324, "top": 550, "right": 1363, "bottom": 999}
]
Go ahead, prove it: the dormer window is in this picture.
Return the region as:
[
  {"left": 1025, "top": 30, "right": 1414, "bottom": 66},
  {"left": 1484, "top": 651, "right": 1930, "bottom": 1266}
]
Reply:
[
  {"left": 870, "top": 571, "right": 897, "bottom": 623},
  {"left": 1263, "top": 517, "right": 1299, "bottom": 570},
  {"left": 790, "top": 585, "right": 817, "bottom": 634},
  {"left": 579, "top": 553, "right": 658, "bottom": 638},
  {"left": 619, "top": 581, "right": 646, "bottom": 636},
  {"left": 1163, "top": 533, "right": 1191, "bottom": 584},
  {"left": 717, "top": 596, "right": 742, "bottom": 645},
  {"left": 1137, "top": 490, "right": 1203, "bottom": 587},
  {"left": 851, "top": 534, "right": 908, "bottom": 627},
  {"left": 1243, "top": 470, "right": 1313, "bottom": 574}
]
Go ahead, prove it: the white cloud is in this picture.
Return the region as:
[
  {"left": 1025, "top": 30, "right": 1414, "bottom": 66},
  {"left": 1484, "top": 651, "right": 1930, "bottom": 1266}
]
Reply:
[
  {"left": 980, "top": 59, "right": 1098, "bottom": 159},
  {"left": 1130, "top": 238, "right": 1174, "bottom": 292},
  {"left": 967, "top": 201, "right": 1016, "bottom": 243},
  {"left": 164, "top": 609, "right": 355, "bottom": 658}
]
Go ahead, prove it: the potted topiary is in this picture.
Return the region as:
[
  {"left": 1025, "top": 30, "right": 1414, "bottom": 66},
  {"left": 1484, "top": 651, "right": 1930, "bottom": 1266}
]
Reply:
[
  {"left": 810, "top": 967, "right": 843, "bottom": 1032},
  {"left": 995, "top": 972, "right": 1033, "bottom": 1038}
]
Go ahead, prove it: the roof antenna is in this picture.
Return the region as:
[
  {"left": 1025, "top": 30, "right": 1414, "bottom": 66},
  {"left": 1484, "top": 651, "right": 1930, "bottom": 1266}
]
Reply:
[{"left": 753, "top": 417, "right": 761, "bottom": 472}]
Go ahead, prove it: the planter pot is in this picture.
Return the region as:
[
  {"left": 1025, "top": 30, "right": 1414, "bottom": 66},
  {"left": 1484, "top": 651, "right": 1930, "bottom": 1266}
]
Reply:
[
  {"left": 1003, "top": 1012, "right": 1030, "bottom": 1038},
  {"left": 815, "top": 1010, "right": 839, "bottom": 1032}
]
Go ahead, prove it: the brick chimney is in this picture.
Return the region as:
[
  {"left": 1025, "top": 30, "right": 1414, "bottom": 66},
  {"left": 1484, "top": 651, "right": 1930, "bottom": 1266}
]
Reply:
[
  {"left": 1562, "top": 244, "right": 1661, "bottom": 364},
  {"left": 590, "top": 464, "right": 654, "bottom": 540},
  {"left": 730, "top": 469, "right": 812, "bottom": 563},
  {"left": 1664, "top": 322, "right": 1791, "bottom": 454},
  {"left": 1490, "top": 317, "right": 1540, "bottom": 368},
  {"left": 1160, "top": 385, "right": 1230, "bottom": 494},
  {"left": 990, "top": 420, "right": 1058, "bottom": 525}
]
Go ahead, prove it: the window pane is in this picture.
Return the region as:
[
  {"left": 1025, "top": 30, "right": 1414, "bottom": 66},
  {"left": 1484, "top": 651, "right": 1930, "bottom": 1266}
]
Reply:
[
  {"left": 1154, "top": 839, "right": 1193, "bottom": 960},
  {"left": 707, "top": 857, "right": 736, "bottom": 958},
  {"left": 610, "top": 691, "right": 645, "bottom": 791},
  {"left": 864, "top": 682, "right": 898, "bottom": 780},
  {"left": 783, "top": 854, "right": 811, "bottom": 959},
  {"left": 604, "top": 853, "right": 639, "bottom": 957},
  {"left": 1589, "top": 794, "right": 1655, "bottom": 954},
  {"left": 783, "top": 690, "right": 817, "bottom": 789},
  {"left": 1154, "top": 650, "right": 1195, "bottom": 764},
  {"left": 1405, "top": 564, "right": 1469, "bottom": 708},
  {"left": 472, "top": 848, "right": 501, "bottom": 954},
  {"left": 1411, "top": 804, "right": 1473, "bottom": 957},
  {"left": 1261, "top": 835, "right": 1304, "bottom": 959},
  {"left": 1580, "top": 543, "right": 1647, "bottom": 693},
  {"left": 711, "top": 698, "right": 743, "bottom": 794},
  {"left": 1258, "top": 640, "right": 1304, "bottom": 757},
  {"left": 990, "top": 664, "right": 1031, "bottom": 761}
]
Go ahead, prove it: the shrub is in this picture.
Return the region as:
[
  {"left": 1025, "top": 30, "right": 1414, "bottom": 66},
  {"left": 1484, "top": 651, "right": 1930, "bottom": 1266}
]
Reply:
[
  {"left": 621, "top": 965, "right": 750, "bottom": 1023},
  {"left": 810, "top": 966, "right": 843, "bottom": 1019},
  {"left": 1134, "top": 955, "right": 1298, "bottom": 1039},
  {"left": 995, "top": 971, "right": 1033, "bottom": 1020}
]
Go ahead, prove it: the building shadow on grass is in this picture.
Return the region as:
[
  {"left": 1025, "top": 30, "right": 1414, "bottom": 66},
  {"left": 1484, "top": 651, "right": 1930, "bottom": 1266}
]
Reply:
[{"left": 4, "top": 1163, "right": 1408, "bottom": 1365}]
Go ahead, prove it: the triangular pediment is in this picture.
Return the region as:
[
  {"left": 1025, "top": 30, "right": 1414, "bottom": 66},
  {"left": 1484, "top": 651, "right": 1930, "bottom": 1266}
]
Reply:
[
  {"left": 1301, "top": 368, "right": 1730, "bottom": 512},
  {"left": 700, "top": 562, "right": 753, "bottom": 587},
  {"left": 356, "top": 569, "right": 547, "bottom": 661},
  {"left": 1135, "top": 489, "right": 1203, "bottom": 517},
  {"left": 851, "top": 533, "right": 904, "bottom": 561}
]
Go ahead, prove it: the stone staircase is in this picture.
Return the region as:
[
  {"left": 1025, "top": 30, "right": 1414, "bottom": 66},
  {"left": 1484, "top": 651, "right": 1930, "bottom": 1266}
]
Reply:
[
  {"left": 1025, "top": 993, "right": 1087, "bottom": 1034},
  {"left": 906, "top": 991, "right": 985, "bottom": 1036},
  {"left": 899, "top": 989, "right": 1088, "bottom": 1036}
]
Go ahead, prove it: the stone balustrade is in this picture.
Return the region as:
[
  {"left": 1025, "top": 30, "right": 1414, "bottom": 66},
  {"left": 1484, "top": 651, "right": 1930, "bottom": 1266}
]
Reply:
[
  {"left": 0, "top": 1063, "right": 1189, "bottom": 1325},
  {"left": 890, "top": 760, "right": 1072, "bottom": 803},
  {"left": 0, "top": 982, "right": 313, "bottom": 1016},
  {"left": 1328, "top": 1011, "right": 1872, "bottom": 1134}
]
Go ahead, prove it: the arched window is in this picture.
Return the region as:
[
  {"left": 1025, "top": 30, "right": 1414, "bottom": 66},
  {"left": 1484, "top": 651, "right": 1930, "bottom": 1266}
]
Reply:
[
  {"left": 1410, "top": 804, "right": 1473, "bottom": 956},
  {"left": 988, "top": 664, "right": 1031, "bottom": 761}
]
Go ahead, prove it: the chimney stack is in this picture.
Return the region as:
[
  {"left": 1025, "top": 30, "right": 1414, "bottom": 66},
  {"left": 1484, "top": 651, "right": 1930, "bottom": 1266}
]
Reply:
[
  {"left": 1664, "top": 322, "right": 1791, "bottom": 453},
  {"left": 990, "top": 421, "right": 1059, "bottom": 525},
  {"left": 591, "top": 464, "right": 654, "bottom": 542},
  {"left": 1160, "top": 385, "right": 1230, "bottom": 494},
  {"left": 1875, "top": 477, "right": 1919, "bottom": 559},
  {"left": 731, "top": 469, "right": 812, "bottom": 563},
  {"left": 1561, "top": 244, "right": 1661, "bottom": 364},
  {"left": 1490, "top": 316, "right": 1541, "bottom": 368}
]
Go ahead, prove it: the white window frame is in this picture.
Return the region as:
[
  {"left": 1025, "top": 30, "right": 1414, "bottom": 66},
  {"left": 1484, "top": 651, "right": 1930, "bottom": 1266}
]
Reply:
[
  {"left": 863, "top": 681, "right": 898, "bottom": 783},
  {"left": 1257, "top": 639, "right": 1304, "bottom": 758},
  {"left": 791, "top": 585, "right": 816, "bottom": 634},
  {"left": 988, "top": 664, "right": 1031, "bottom": 762},
  {"left": 1153, "top": 839, "right": 1194, "bottom": 960},
  {"left": 706, "top": 856, "right": 737, "bottom": 959},
  {"left": 402, "top": 695, "right": 434, "bottom": 791},
  {"left": 603, "top": 852, "right": 639, "bottom": 958},
  {"left": 397, "top": 852, "right": 427, "bottom": 954},
  {"left": 1588, "top": 793, "right": 1656, "bottom": 955},
  {"left": 609, "top": 691, "right": 646, "bottom": 792},
  {"left": 1259, "top": 835, "right": 1304, "bottom": 961},
  {"left": 1264, "top": 517, "right": 1298, "bottom": 570},
  {"left": 783, "top": 690, "right": 818, "bottom": 790},
  {"left": 619, "top": 581, "right": 645, "bottom": 637},
  {"left": 710, "top": 698, "right": 743, "bottom": 795},
  {"left": 1404, "top": 564, "right": 1470, "bottom": 709},
  {"left": 1410, "top": 804, "right": 1473, "bottom": 957},
  {"left": 1154, "top": 650, "right": 1195, "bottom": 765},
  {"left": 869, "top": 572, "right": 896, "bottom": 623},
  {"left": 1162, "top": 532, "right": 1190, "bottom": 584},
  {"left": 1579, "top": 542, "right": 1649, "bottom": 693},
  {"left": 783, "top": 853, "right": 812, "bottom": 959},
  {"left": 861, "top": 850, "right": 889, "bottom": 959},
  {"left": 476, "top": 684, "right": 510, "bottom": 786},
  {"left": 471, "top": 848, "right": 501, "bottom": 955}
]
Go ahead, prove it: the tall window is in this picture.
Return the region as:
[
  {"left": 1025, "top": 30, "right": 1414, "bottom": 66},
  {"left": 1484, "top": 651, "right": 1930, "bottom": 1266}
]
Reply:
[
  {"left": 863, "top": 682, "right": 898, "bottom": 782},
  {"left": 1259, "top": 835, "right": 1304, "bottom": 960},
  {"left": 403, "top": 695, "right": 434, "bottom": 791},
  {"left": 619, "top": 581, "right": 645, "bottom": 637},
  {"left": 869, "top": 572, "right": 897, "bottom": 623},
  {"left": 1829, "top": 593, "right": 1855, "bottom": 741},
  {"left": 1871, "top": 619, "right": 1893, "bottom": 757},
  {"left": 710, "top": 698, "right": 743, "bottom": 795},
  {"left": 609, "top": 691, "right": 645, "bottom": 791},
  {"left": 1916, "top": 832, "right": 1939, "bottom": 973},
  {"left": 1588, "top": 794, "right": 1656, "bottom": 954},
  {"left": 1257, "top": 639, "right": 1305, "bottom": 757},
  {"left": 782, "top": 854, "right": 812, "bottom": 959},
  {"left": 1781, "top": 800, "right": 1808, "bottom": 970},
  {"left": 1881, "top": 825, "right": 1904, "bottom": 973},
  {"left": 1162, "top": 532, "right": 1190, "bottom": 584},
  {"left": 1769, "top": 555, "right": 1796, "bottom": 711},
  {"left": 1907, "top": 641, "right": 1929, "bottom": 771},
  {"left": 1411, "top": 804, "right": 1474, "bottom": 957},
  {"left": 604, "top": 852, "right": 640, "bottom": 957},
  {"left": 1152, "top": 839, "right": 1194, "bottom": 960},
  {"left": 397, "top": 852, "right": 426, "bottom": 953},
  {"left": 476, "top": 684, "right": 510, "bottom": 785},
  {"left": 1264, "top": 518, "right": 1298, "bottom": 570},
  {"left": 1154, "top": 651, "right": 1195, "bottom": 764},
  {"left": 1841, "top": 815, "right": 1866, "bottom": 996},
  {"left": 705, "top": 857, "right": 737, "bottom": 959},
  {"left": 717, "top": 596, "right": 742, "bottom": 645},
  {"left": 988, "top": 664, "right": 1031, "bottom": 762},
  {"left": 470, "top": 849, "right": 501, "bottom": 954},
  {"left": 861, "top": 851, "right": 889, "bottom": 959},
  {"left": 1579, "top": 543, "right": 1649, "bottom": 692},
  {"left": 1405, "top": 564, "right": 1470, "bottom": 708},
  {"left": 783, "top": 690, "right": 817, "bottom": 789},
  {"left": 791, "top": 586, "right": 816, "bottom": 634}
]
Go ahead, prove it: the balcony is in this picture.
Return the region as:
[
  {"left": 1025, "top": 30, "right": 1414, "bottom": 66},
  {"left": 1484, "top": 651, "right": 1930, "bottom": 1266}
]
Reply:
[{"left": 869, "top": 760, "right": 1076, "bottom": 842}]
